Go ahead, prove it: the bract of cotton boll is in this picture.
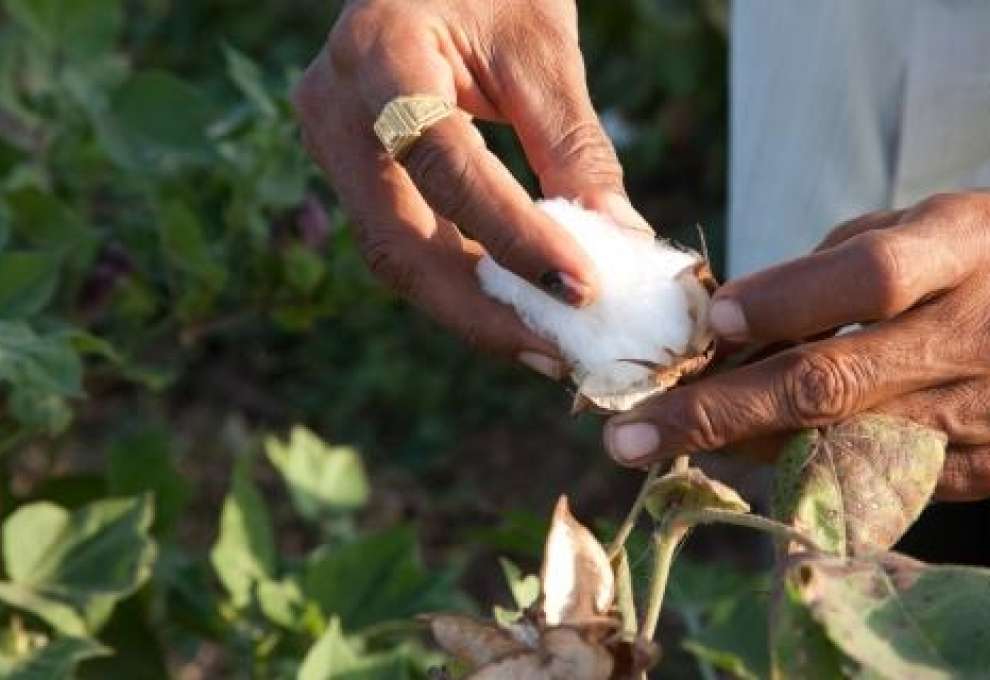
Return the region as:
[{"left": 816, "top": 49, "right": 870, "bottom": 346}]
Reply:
[{"left": 477, "top": 198, "right": 714, "bottom": 412}]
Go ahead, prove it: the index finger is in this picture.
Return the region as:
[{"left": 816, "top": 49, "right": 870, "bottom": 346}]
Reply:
[
  {"left": 349, "top": 24, "right": 600, "bottom": 306},
  {"left": 709, "top": 223, "right": 965, "bottom": 344}
]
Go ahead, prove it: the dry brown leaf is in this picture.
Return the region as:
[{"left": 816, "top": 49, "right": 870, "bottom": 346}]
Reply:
[
  {"left": 421, "top": 614, "right": 527, "bottom": 667},
  {"left": 467, "top": 628, "right": 613, "bottom": 680},
  {"left": 541, "top": 496, "right": 615, "bottom": 627}
]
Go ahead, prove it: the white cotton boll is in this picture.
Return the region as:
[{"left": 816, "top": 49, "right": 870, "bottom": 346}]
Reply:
[{"left": 477, "top": 198, "right": 714, "bottom": 412}]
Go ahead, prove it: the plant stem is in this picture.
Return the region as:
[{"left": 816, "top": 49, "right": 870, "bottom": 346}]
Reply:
[
  {"left": 672, "top": 508, "right": 821, "bottom": 552},
  {"left": 640, "top": 523, "right": 686, "bottom": 640},
  {"left": 607, "top": 462, "right": 661, "bottom": 559},
  {"left": 672, "top": 454, "right": 690, "bottom": 474}
]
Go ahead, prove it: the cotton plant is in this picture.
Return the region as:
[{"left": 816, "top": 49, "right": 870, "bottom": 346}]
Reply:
[{"left": 421, "top": 202, "right": 968, "bottom": 679}]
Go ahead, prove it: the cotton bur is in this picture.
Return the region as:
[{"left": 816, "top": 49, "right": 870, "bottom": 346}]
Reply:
[{"left": 477, "top": 199, "right": 714, "bottom": 412}]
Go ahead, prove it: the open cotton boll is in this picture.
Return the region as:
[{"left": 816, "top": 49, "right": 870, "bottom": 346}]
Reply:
[{"left": 477, "top": 198, "right": 715, "bottom": 412}]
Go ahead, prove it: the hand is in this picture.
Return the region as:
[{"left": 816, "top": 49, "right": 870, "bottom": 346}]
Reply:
[
  {"left": 604, "top": 191, "right": 990, "bottom": 501},
  {"left": 294, "top": 0, "right": 651, "bottom": 379}
]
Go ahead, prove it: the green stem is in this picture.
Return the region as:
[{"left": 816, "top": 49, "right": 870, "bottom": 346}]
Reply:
[
  {"left": 672, "top": 508, "right": 821, "bottom": 553},
  {"left": 607, "top": 462, "right": 661, "bottom": 559},
  {"left": 640, "top": 523, "right": 687, "bottom": 640}
]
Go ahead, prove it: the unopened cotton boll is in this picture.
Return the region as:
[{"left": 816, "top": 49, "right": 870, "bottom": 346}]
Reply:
[{"left": 477, "top": 199, "right": 714, "bottom": 412}]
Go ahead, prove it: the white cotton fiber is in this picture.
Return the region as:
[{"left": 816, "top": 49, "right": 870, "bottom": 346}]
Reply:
[{"left": 477, "top": 199, "right": 710, "bottom": 411}]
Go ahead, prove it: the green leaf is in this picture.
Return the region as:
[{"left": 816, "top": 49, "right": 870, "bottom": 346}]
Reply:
[
  {"left": 0, "top": 251, "right": 59, "bottom": 318},
  {"left": 0, "top": 321, "right": 81, "bottom": 395},
  {"left": 0, "top": 583, "right": 88, "bottom": 636},
  {"left": 110, "top": 71, "right": 214, "bottom": 171},
  {"left": 3, "top": 188, "right": 96, "bottom": 258},
  {"left": 158, "top": 199, "right": 226, "bottom": 289},
  {"left": 773, "top": 414, "right": 946, "bottom": 556},
  {"left": 0, "top": 321, "right": 82, "bottom": 433},
  {"left": 256, "top": 576, "right": 307, "bottom": 630},
  {"left": 0, "top": 495, "right": 156, "bottom": 635},
  {"left": 2, "top": 0, "right": 122, "bottom": 60},
  {"left": 210, "top": 454, "right": 276, "bottom": 608},
  {"left": 107, "top": 428, "right": 191, "bottom": 535},
  {"left": 222, "top": 45, "right": 277, "bottom": 118},
  {"left": 265, "top": 426, "right": 369, "bottom": 520},
  {"left": 298, "top": 618, "right": 410, "bottom": 680},
  {"left": 784, "top": 552, "right": 990, "bottom": 679},
  {"left": 682, "top": 584, "right": 771, "bottom": 680},
  {"left": 497, "top": 557, "right": 539, "bottom": 611},
  {"left": 0, "top": 636, "right": 110, "bottom": 680},
  {"left": 770, "top": 577, "right": 848, "bottom": 680},
  {"left": 283, "top": 244, "right": 326, "bottom": 296},
  {"left": 302, "top": 527, "right": 463, "bottom": 632},
  {"left": 666, "top": 558, "right": 760, "bottom": 617}
]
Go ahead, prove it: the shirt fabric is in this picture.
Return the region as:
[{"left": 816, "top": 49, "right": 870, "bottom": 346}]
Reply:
[{"left": 729, "top": 1, "right": 990, "bottom": 277}]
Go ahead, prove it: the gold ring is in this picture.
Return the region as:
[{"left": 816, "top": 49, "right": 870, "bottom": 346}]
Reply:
[{"left": 373, "top": 95, "right": 456, "bottom": 160}]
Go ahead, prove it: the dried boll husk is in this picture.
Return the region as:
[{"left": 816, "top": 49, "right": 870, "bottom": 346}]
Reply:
[{"left": 478, "top": 199, "right": 715, "bottom": 413}]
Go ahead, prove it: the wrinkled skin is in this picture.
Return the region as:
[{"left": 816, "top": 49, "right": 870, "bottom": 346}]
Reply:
[
  {"left": 294, "top": 0, "right": 651, "bottom": 381},
  {"left": 605, "top": 191, "right": 990, "bottom": 501}
]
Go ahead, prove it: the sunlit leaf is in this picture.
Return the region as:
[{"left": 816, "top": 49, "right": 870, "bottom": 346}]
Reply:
[
  {"left": 257, "top": 576, "right": 306, "bottom": 630},
  {"left": 265, "top": 426, "right": 369, "bottom": 520},
  {"left": 0, "top": 636, "right": 109, "bottom": 680},
  {"left": 298, "top": 618, "right": 410, "bottom": 680},
  {"left": 0, "top": 495, "right": 156, "bottom": 634},
  {"left": 498, "top": 558, "right": 539, "bottom": 611},
  {"left": 210, "top": 454, "right": 276, "bottom": 608}
]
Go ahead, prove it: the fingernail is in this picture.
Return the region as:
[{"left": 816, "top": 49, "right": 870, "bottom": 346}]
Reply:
[
  {"left": 606, "top": 422, "right": 660, "bottom": 463},
  {"left": 540, "top": 271, "right": 592, "bottom": 306},
  {"left": 518, "top": 351, "right": 565, "bottom": 380},
  {"left": 709, "top": 298, "right": 749, "bottom": 341},
  {"left": 604, "top": 193, "right": 654, "bottom": 236}
]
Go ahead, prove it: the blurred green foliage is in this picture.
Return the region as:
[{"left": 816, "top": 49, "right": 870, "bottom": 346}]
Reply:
[{"left": 0, "top": 0, "right": 731, "bottom": 676}]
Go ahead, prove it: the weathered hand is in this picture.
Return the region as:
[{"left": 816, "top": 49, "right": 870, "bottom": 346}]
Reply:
[
  {"left": 605, "top": 191, "right": 990, "bottom": 501},
  {"left": 294, "top": 0, "right": 649, "bottom": 379}
]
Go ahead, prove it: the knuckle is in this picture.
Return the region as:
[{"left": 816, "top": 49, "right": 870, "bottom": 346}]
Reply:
[
  {"left": 404, "top": 133, "right": 477, "bottom": 222},
  {"left": 781, "top": 350, "right": 863, "bottom": 425},
  {"left": 918, "top": 191, "right": 962, "bottom": 215},
  {"left": 327, "top": 1, "right": 387, "bottom": 73},
  {"left": 356, "top": 229, "right": 422, "bottom": 299},
  {"left": 678, "top": 394, "right": 725, "bottom": 452},
  {"left": 544, "top": 120, "right": 622, "bottom": 189},
  {"left": 483, "top": 229, "right": 524, "bottom": 268},
  {"left": 851, "top": 230, "right": 909, "bottom": 317}
]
